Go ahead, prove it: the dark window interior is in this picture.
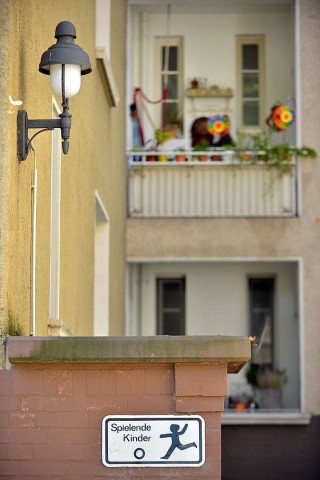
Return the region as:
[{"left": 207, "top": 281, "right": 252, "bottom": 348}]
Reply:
[{"left": 157, "top": 278, "right": 185, "bottom": 335}]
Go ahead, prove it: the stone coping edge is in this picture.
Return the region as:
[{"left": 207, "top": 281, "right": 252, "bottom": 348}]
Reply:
[{"left": 6, "top": 336, "right": 250, "bottom": 373}]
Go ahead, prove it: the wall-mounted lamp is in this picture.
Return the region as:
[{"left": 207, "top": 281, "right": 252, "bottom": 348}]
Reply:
[{"left": 17, "top": 21, "right": 92, "bottom": 161}]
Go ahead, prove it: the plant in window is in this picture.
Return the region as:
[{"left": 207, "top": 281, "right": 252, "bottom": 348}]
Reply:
[
  {"left": 193, "top": 139, "right": 210, "bottom": 161},
  {"left": 246, "top": 364, "right": 287, "bottom": 409},
  {"left": 246, "top": 364, "right": 287, "bottom": 389}
]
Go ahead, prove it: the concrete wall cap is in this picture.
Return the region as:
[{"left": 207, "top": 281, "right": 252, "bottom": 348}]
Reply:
[{"left": 6, "top": 335, "right": 251, "bottom": 373}]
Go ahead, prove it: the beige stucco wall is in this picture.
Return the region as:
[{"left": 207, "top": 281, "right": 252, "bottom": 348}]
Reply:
[
  {"left": 299, "top": 0, "right": 320, "bottom": 415},
  {"left": 126, "top": 0, "right": 320, "bottom": 415},
  {"left": 0, "top": 0, "right": 10, "bottom": 366},
  {"left": 1, "top": 0, "right": 126, "bottom": 348}
]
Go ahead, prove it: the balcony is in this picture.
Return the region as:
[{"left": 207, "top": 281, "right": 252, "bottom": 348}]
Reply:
[{"left": 127, "top": 150, "right": 298, "bottom": 218}]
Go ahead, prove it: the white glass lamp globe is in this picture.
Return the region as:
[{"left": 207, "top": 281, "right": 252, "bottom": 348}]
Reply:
[{"left": 50, "top": 64, "right": 81, "bottom": 98}]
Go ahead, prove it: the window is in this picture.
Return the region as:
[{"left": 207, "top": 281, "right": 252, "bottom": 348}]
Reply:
[
  {"left": 249, "top": 277, "right": 274, "bottom": 366},
  {"left": 157, "top": 278, "right": 185, "bottom": 335},
  {"left": 237, "top": 35, "right": 265, "bottom": 128},
  {"left": 155, "top": 37, "right": 183, "bottom": 131}
]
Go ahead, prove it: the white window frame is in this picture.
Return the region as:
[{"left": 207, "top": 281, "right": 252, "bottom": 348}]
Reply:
[
  {"left": 154, "top": 36, "right": 183, "bottom": 131},
  {"left": 156, "top": 277, "right": 186, "bottom": 336},
  {"left": 236, "top": 35, "right": 265, "bottom": 131}
]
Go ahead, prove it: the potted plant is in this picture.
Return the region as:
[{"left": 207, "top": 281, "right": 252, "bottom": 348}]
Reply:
[
  {"left": 193, "top": 140, "right": 210, "bottom": 161},
  {"left": 252, "top": 131, "right": 317, "bottom": 167},
  {"left": 174, "top": 147, "right": 187, "bottom": 162},
  {"left": 155, "top": 129, "right": 173, "bottom": 162},
  {"left": 246, "top": 364, "right": 287, "bottom": 409}
]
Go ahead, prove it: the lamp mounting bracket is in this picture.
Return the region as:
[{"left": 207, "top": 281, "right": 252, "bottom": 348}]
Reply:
[{"left": 17, "top": 110, "right": 69, "bottom": 161}]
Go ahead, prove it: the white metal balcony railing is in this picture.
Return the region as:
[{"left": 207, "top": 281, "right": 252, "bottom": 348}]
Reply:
[{"left": 127, "top": 150, "right": 298, "bottom": 218}]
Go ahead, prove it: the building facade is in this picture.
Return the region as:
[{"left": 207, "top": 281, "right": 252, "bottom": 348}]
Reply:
[
  {"left": 126, "top": 1, "right": 320, "bottom": 478},
  {"left": 0, "top": 0, "right": 127, "bottom": 362}
]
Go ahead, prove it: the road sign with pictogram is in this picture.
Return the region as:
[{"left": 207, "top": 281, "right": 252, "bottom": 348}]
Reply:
[{"left": 102, "top": 415, "right": 205, "bottom": 467}]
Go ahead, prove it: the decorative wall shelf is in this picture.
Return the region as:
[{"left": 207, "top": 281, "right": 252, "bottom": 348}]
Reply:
[{"left": 185, "top": 87, "right": 233, "bottom": 98}]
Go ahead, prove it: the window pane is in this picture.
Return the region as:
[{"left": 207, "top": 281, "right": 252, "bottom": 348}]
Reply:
[
  {"left": 243, "top": 44, "right": 258, "bottom": 69},
  {"left": 162, "top": 46, "right": 177, "bottom": 71},
  {"left": 163, "top": 281, "right": 181, "bottom": 309},
  {"left": 163, "top": 312, "right": 184, "bottom": 335},
  {"left": 243, "top": 73, "right": 259, "bottom": 98},
  {"left": 251, "top": 313, "right": 273, "bottom": 364},
  {"left": 165, "top": 103, "right": 179, "bottom": 125},
  {"left": 243, "top": 101, "right": 259, "bottom": 125},
  {"left": 157, "top": 278, "right": 185, "bottom": 335},
  {"left": 249, "top": 278, "right": 274, "bottom": 366},
  {"left": 162, "top": 75, "right": 178, "bottom": 99}
]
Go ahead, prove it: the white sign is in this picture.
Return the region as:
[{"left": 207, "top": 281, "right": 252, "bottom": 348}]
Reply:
[{"left": 102, "top": 415, "right": 205, "bottom": 467}]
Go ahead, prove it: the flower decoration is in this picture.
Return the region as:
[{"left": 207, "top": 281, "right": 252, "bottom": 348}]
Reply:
[
  {"left": 207, "top": 114, "right": 230, "bottom": 137},
  {"left": 266, "top": 103, "right": 295, "bottom": 131}
]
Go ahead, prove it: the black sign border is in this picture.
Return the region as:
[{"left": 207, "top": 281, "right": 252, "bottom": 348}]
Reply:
[{"left": 103, "top": 415, "right": 204, "bottom": 466}]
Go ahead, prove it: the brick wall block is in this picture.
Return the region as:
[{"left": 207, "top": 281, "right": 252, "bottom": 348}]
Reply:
[
  {"left": 175, "top": 364, "right": 227, "bottom": 397},
  {"left": 144, "top": 369, "right": 162, "bottom": 394},
  {"left": 86, "top": 370, "right": 102, "bottom": 395},
  {"left": 32, "top": 445, "right": 60, "bottom": 460},
  {"left": 43, "top": 371, "right": 58, "bottom": 395},
  {"left": 36, "top": 412, "right": 63, "bottom": 427},
  {"left": 6, "top": 445, "right": 32, "bottom": 460},
  {"left": 160, "top": 368, "right": 174, "bottom": 395},
  {"left": 175, "top": 396, "right": 225, "bottom": 412},
  {"left": 57, "top": 371, "right": 72, "bottom": 396},
  {"left": 0, "top": 371, "right": 13, "bottom": 395},
  {"left": 46, "top": 428, "right": 99, "bottom": 445},
  {"left": 0, "top": 427, "right": 9, "bottom": 444},
  {"left": 73, "top": 394, "right": 127, "bottom": 412},
  {"left": 68, "top": 461, "right": 109, "bottom": 477},
  {"left": 115, "top": 370, "right": 131, "bottom": 394},
  {"left": 17, "top": 460, "right": 72, "bottom": 476},
  {"left": 21, "top": 396, "right": 73, "bottom": 412},
  {"left": 72, "top": 370, "right": 87, "bottom": 395},
  {"left": 129, "top": 369, "right": 145, "bottom": 394},
  {"left": 101, "top": 370, "right": 116, "bottom": 394},
  {"left": 12, "top": 368, "right": 43, "bottom": 395},
  {"left": 88, "top": 411, "right": 105, "bottom": 428},
  {"left": 127, "top": 394, "right": 174, "bottom": 413},
  {"left": 61, "top": 411, "right": 89, "bottom": 428},
  {"left": 0, "top": 445, "right": 6, "bottom": 458},
  {"left": 0, "top": 396, "right": 19, "bottom": 412},
  {"left": 0, "top": 413, "right": 8, "bottom": 428},
  {"left": 0, "top": 460, "right": 19, "bottom": 475},
  {"left": 201, "top": 412, "right": 221, "bottom": 428},
  {"left": 9, "top": 413, "right": 36, "bottom": 428},
  {"left": 59, "top": 444, "right": 100, "bottom": 461},
  {"left": 8, "top": 427, "right": 46, "bottom": 444}
]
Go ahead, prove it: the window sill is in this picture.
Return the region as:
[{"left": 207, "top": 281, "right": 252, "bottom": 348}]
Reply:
[
  {"left": 222, "top": 410, "right": 311, "bottom": 425},
  {"left": 95, "top": 47, "right": 120, "bottom": 107}
]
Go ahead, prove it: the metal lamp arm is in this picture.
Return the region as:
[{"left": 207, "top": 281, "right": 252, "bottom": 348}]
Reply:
[{"left": 17, "top": 107, "right": 72, "bottom": 160}]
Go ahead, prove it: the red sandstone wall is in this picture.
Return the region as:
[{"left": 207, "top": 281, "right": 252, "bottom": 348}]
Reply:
[{"left": 0, "top": 363, "right": 226, "bottom": 479}]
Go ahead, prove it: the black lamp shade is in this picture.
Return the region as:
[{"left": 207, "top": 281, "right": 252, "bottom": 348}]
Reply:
[{"left": 39, "top": 21, "right": 92, "bottom": 75}]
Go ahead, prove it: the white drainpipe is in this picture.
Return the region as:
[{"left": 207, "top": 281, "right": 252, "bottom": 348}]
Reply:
[{"left": 30, "top": 154, "right": 38, "bottom": 336}]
